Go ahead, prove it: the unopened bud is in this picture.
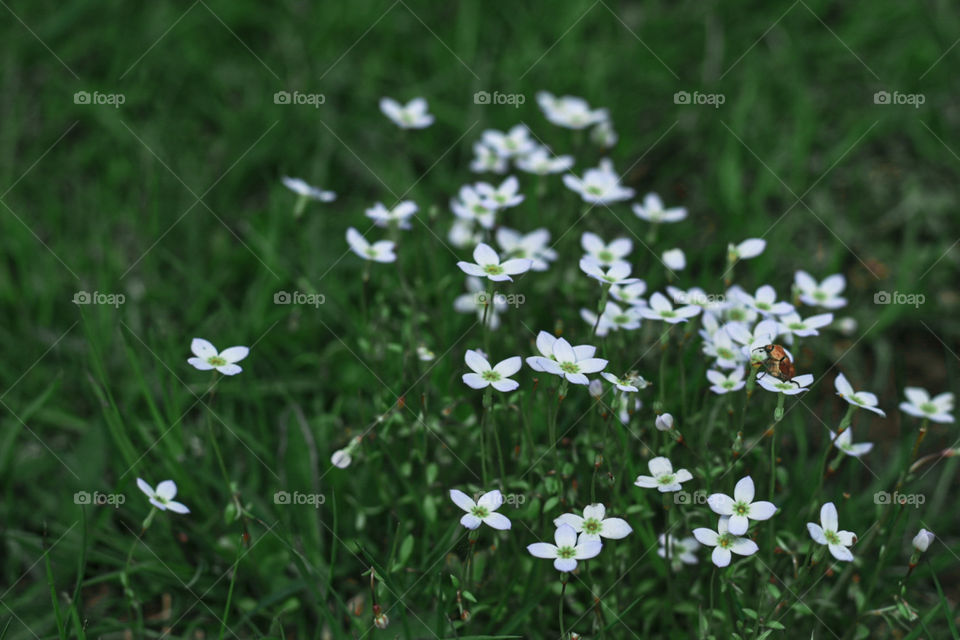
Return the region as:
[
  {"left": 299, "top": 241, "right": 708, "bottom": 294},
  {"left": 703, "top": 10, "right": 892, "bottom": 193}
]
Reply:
[{"left": 912, "top": 528, "right": 934, "bottom": 553}]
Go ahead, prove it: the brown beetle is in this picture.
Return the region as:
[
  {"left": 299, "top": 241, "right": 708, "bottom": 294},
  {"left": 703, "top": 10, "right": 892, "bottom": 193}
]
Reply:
[{"left": 752, "top": 344, "right": 799, "bottom": 386}]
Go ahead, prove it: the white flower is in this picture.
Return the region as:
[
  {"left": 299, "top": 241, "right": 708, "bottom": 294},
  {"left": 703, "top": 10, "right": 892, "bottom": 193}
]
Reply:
[
  {"left": 693, "top": 516, "right": 759, "bottom": 567},
  {"left": 449, "top": 489, "right": 511, "bottom": 530},
  {"left": 365, "top": 201, "right": 418, "bottom": 229},
  {"left": 457, "top": 243, "right": 532, "bottom": 282},
  {"left": 476, "top": 175, "right": 524, "bottom": 209},
  {"left": 899, "top": 388, "right": 954, "bottom": 423},
  {"left": 740, "top": 285, "right": 794, "bottom": 316},
  {"left": 379, "top": 97, "right": 434, "bottom": 129},
  {"left": 470, "top": 142, "right": 508, "bottom": 173},
  {"left": 346, "top": 227, "right": 396, "bottom": 263},
  {"left": 721, "top": 287, "right": 759, "bottom": 325},
  {"left": 601, "top": 371, "right": 644, "bottom": 392},
  {"left": 706, "top": 368, "right": 747, "bottom": 395},
  {"left": 417, "top": 345, "right": 435, "bottom": 361},
  {"left": 795, "top": 271, "right": 847, "bottom": 309},
  {"left": 590, "top": 119, "right": 618, "bottom": 147},
  {"left": 462, "top": 349, "right": 521, "bottom": 392},
  {"left": 331, "top": 449, "right": 351, "bottom": 468},
  {"left": 778, "top": 312, "right": 834, "bottom": 338},
  {"left": 834, "top": 373, "right": 886, "bottom": 416},
  {"left": 639, "top": 292, "right": 700, "bottom": 324},
  {"left": 654, "top": 413, "right": 674, "bottom": 431},
  {"left": 807, "top": 502, "right": 856, "bottom": 562},
  {"left": 554, "top": 503, "right": 632, "bottom": 541},
  {"left": 727, "top": 238, "right": 766, "bottom": 261},
  {"left": 758, "top": 373, "right": 813, "bottom": 395},
  {"left": 515, "top": 146, "right": 575, "bottom": 175},
  {"left": 563, "top": 159, "right": 634, "bottom": 204},
  {"left": 706, "top": 476, "right": 777, "bottom": 535},
  {"left": 658, "top": 534, "right": 700, "bottom": 569},
  {"left": 912, "top": 528, "right": 934, "bottom": 553},
  {"left": 581, "top": 232, "right": 632, "bottom": 266},
  {"left": 703, "top": 329, "right": 746, "bottom": 369},
  {"left": 588, "top": 379, "right": 604, "bottom": 399},
  {"left": 662, "top": 248, "right": 686, "bottom": 271},
  {"left": 536, "top": 91, "right": 608, "bottom": 129},
  {"left": 188, "top": 338, "right": 249, "bottom": 376},
  {"left": 632, "top": 193, "right": 686, "bottom": 223},
  {"left": 281, "top": 176, "right": 336, "bottom": 201},
  {"left": 451, "top": 184, "right": 498, "bottom": 229},
  {"left": 583, "top": 302, "right": 643, "bottom": 334},
  {"left": 454, "top": 277, "right": 506, "bottom": 329},
  {"left": 634, "top": 456, "right": 692, "bottom": 492},
  {"left": 610, "top": 281, "right": 648, "bottom": 306},
  {"left": 136, "top": 478, "right": 189, "bottom": 514},
  {"left": 527, "top": 523, "right": 603, "bottom": 572},
  {"left": 496, "top": 228, "right": 556, "bottom": 271},
  {"left": 532, "top": 337, "right": 607, "bottom": 386},
  {"left": 579, "top": 258, "right": 638, "bottom": 287},
  {"left": 828, "top": 429, "right": 873, "bottom": 457},
  {"left": 482, "top": 125, "right": 536, "bottom": 157},
  {"left": 526, "top": 332, "right": 597, "bottom": 373},
  {"left": 726, "top": 318, "right": 782, "bottom": 355},
  {"left": 448, "top": 219, "right": 482, "bottom": 248}
]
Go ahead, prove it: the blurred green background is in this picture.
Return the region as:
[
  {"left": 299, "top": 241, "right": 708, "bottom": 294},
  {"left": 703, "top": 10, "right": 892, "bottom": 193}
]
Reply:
[{"left": 1, "top": 0, "right": 958, "bottom": 637}]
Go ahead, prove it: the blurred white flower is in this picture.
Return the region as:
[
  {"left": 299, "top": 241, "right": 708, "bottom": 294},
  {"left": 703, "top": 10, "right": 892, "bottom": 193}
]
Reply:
[
  {"left": 807, "top": 502, "right": 856, "bottom": 562},
  {"left": 610, "top": 281, "right": 648, "bottom": 306},
  {"left": 590, "top": 119, "right": 618, "bottom": 147},
  {"left": 778, "top": 312, "right": 834, "bottom": 338},
  {"left": 496, "top": 228, "right": 556, "bottom": 271},
  {"left": 417, "top": 345, "right": 435, "bottom": 361},
  {"left": 281, "top": 176, "right": 336, "bottom": 201},
  {"left": 451, "top": 184, "right": 498, "bottom": 229},
  {"left": 740, "top": 285, "right": 794, "bottom": 316},
  {"left": 834, "top": 373, "right": 886, "bottom": 416},
  {"left": 602, "top": 371, "right": 643, "bottom": 392},
  {"left": 515, "top": 146, "right": 574, "bottom": 175},
  {"left": 470, "top": 142, "right": 508, "bottom": 173},
  {"left": 564, "top": 159, "right": 634, "bottom": 204},
  {"left": 581, "top": 232, "right": 632, "bottom": 266},
  {"left": 693, "top": 516, "right": 759, "bottom": 567},
  {"left": 655, "top": 413, "right": 674, "bottom": 431},
  {"left": 379, "top": 97, "right": 434, "bottom": 129},
  {"left": 639, "top": 292, "right": 700, "bottom": 324},
  {"left": 634, "top": 456, "right": 692, "bottom": 492},
  {"left": 346, "top": 227, "right": 396, "bottom": 263},
  {"left": 482, "top": 125, "right": 536, "bottom": 157},
  {"left": 462, "top": 349, "right": 521, "bottom": 392},
  {"left": 899, "top": 388, "right": 954, "bottom": 423},
  {"left": 662, "top": 248, "right": 686, "bottom": 271},
  {"left": 658, "top": 534, "right": 700, "bottom": 570},
  {"left": 632, "top": 193, "right": 686, "bottom": 223},
  {"left": 527, "top": 523, "right": 603, "bottom": 572},
  {"left": 912, "top": 528, "right": 935, "bottom": 553},
  {"left": 536, "top": 91, "right": 609, "bottom": 129},
  {"left": 457, "top": 243, "right": 532, "bottom": 282},
  {"left": 531, "top": 337, "right": 606, "bottom": 386},
  {"left": 727, "top": 238, "right": 766, "bottom": 261},
  {"left": 450, "top": 489, "right": 511, "bottom": 530},
  {"left": 795, "top": 271, "right": 847, "bottom": 309},
  {"left": 454, "top": 277, "right": 506, "bottom": 329},
  {"left": 476, "top": 175, "right": 524, "bottom": 209},
  {"left": 365, "top": 201, "right": 418, "bottom": 229},
  {"left": 136, "top": 478, "right": 189, "bottom": 514},
  {"left": 188, "top": 338, "right": 249, "bottom": 376}
]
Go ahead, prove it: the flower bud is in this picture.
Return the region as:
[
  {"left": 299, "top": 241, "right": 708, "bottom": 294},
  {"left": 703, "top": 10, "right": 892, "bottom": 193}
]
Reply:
[
  {"left": 912, "top": 528, "right": 934, "bottom": 553},
  {"left": 655, "top": 413, "right": 674, "bottom": 432}
]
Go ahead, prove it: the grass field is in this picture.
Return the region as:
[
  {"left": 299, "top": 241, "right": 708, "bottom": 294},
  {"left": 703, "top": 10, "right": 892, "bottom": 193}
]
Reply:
[{"left": 1, "top": 1, "right": 959, "bottom": 638}]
